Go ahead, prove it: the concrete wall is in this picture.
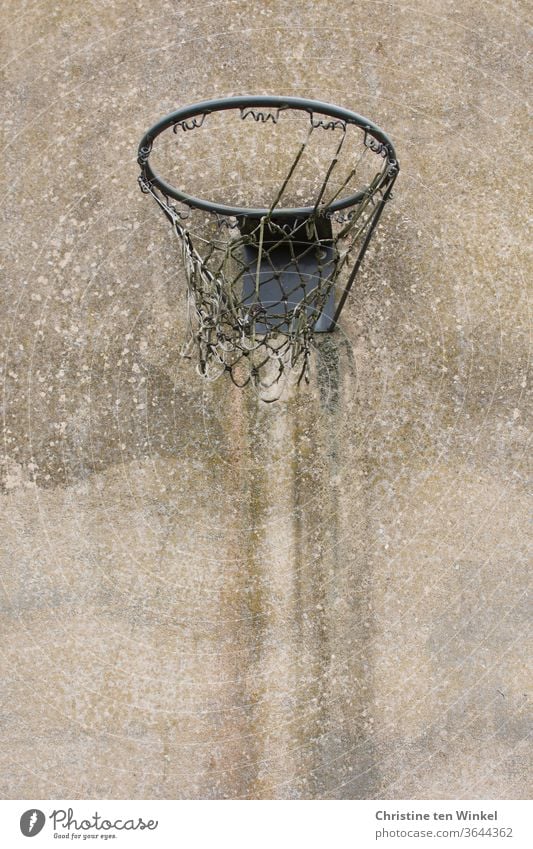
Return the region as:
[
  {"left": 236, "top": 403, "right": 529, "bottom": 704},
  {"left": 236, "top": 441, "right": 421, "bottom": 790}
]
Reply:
[{"left": 1, "top": 0, "right": 530, "bottom": 798}]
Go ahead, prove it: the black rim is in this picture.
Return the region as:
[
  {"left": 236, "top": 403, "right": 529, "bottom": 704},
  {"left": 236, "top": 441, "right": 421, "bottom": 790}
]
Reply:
[{"left": 138, "top": 95, "right": 399, "bottom": 219}]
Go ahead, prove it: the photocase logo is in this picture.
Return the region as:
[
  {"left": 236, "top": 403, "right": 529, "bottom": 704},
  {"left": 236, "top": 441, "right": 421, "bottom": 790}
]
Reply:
[{"left": 20, "top": 809, "right": 46, "bottom": 837}]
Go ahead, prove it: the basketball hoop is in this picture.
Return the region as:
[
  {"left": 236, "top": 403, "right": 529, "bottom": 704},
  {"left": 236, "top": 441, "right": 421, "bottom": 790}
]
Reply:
[{"left": 138, "top": 96, "right": 399, "bottom": 400}]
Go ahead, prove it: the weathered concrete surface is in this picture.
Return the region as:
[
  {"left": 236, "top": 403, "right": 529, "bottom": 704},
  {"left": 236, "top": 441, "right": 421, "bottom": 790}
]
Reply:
[{"left": 0, "top": 0, "right": 530, "bottom": 799}]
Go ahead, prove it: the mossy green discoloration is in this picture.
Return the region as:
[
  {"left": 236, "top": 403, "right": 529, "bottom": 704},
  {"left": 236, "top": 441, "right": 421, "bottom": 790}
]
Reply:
[{"left": 315, "top": 334, "right": 341, "bottom": 412}]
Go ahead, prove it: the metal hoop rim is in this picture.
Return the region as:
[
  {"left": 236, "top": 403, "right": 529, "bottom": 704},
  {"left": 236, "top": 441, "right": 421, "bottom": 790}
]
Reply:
[{"left": 138, "top": 95, "right": 399, "bottom": 219}]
